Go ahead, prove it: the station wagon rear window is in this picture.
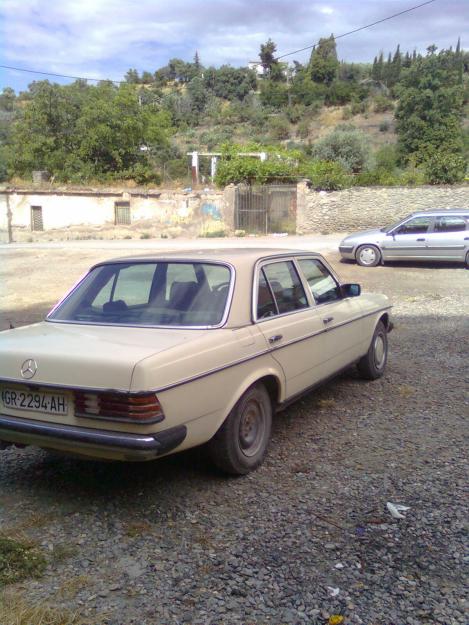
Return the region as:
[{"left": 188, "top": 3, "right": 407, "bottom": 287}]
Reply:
[{"left": 48, "top": 262, "right": 232, "bottom": 327}]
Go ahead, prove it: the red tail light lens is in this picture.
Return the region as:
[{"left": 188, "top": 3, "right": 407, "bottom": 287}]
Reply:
[{"left": 74, "top": 391, "right": 164, "bottom": 423}]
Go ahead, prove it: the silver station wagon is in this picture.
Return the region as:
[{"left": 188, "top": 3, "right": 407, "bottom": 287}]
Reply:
[
  {"left": 0, "top": 249, "right": 392, "bottom": 474},
  {"left": 339, "top": 209, "right": 469, "bottom": 267}
]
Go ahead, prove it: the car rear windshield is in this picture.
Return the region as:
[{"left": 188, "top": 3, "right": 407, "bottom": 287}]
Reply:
[{"left": 48, "top": 261, "right": 232, "bottom": 327}]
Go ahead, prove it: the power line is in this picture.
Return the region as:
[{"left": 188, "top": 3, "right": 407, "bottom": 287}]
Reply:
[
  {"left": 0, "top": 65, "right": 125, "bottom": 84},
  {"left": 0, "top": 0, "right": 438, "bottom": 84},
  {"left": 275, "top": 0, "right": 438, "bottom": 61}
]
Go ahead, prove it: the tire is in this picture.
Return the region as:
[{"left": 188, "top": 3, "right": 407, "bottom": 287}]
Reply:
[
  {"left": 465, "top": 251, "right": 469, "bottom": 269},
  {"left": 357, "top": 321, "right": 388, "bottom": 380},
  {"left": 207, "top": 383, "right": 272, "bottom": 475},
  {"left": 355, "top": 244, "right": 381, "bottom": 267}
]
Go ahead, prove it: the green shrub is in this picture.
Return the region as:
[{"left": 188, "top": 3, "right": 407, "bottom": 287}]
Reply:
[
  {"left": 303, "top": 160, "right": 349, "bottom": 191},
  {"left": 374, "top": 145, "right": 399, "bottom": 172},
  {"left": 399, "top": 166, "right": 427, "bottom": 186},
  {"left": 423, "top": 151, "right": 467, "bottom": 184},
  {"left": 215, "top": 156, "right": 297, "bottom": 186},
  {"left": 312, "top": 125, "right": 372, "bottom": 173},
  {"left": 353, "top": 168, "right": 399, "bottom": 186},
  {"left": 379, "top": 120, "right": 390, "bottom": 132},
  {"left": 268, "top": 115, "right": 291, "bottom": 140},
  {"left": 373, "top": 95, "right": 394, "bottom": 113},
  {"left": 350, "top": 99, "right": 368, "bottom": 115}
]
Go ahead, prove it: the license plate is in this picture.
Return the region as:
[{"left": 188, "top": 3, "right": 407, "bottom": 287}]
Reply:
[{"left": 1, "top": 388, "right": 68, "bottom": 416}]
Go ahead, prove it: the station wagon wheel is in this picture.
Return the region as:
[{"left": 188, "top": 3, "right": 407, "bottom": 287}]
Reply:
[
  {"left": 355, "top": 244, "right": 381, "bottom": 267},
  {"left": 357, "top": 321, "right": 388, "bottom": 380},
  {"left": 207, "top": 383, "right": 272, "bottom": 475}
]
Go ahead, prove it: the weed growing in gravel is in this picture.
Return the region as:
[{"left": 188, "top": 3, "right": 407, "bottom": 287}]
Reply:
[
  {"left": 0, "top": 537, "right": 47, "bottom": 587},
  {"left": 0, "top": 590, "right": 81, "bottom": 625}
]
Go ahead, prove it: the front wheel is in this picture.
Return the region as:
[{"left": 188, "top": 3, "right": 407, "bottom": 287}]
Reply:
[
  {"left": 357, "top": 321, "right": 388, "bottom": 380},
  {"left": 465, "top": 251, "right": 469, "bottom": 269},
  {"left": 207, "top": 383, "right": 272, "bottom": 475},
  {"left": 356, "top": 244, "right": 381, "bottom": 267}
]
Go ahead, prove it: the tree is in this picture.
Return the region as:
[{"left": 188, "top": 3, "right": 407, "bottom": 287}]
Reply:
[
  {"left": 259, "top": 39, "right": 277, "bottom": 75},
  {"left": 125, "top": 69, "right": 140, "bottom": 84},
  {"left": 395, "top": 49, "right": 465, "bottom": 166},
  {"left": 0, "top": 87, "right": 16, "bottom": 112},
  {"left": 309, "top": 36, "right": 339, "bottom": 85}
]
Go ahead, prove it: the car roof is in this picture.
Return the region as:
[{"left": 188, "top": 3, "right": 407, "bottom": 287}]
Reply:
[
  {"left": 97, "top": 248, "right": 322, "bottom": 267},
  {"left": 409, "top": 209, "right": 469, "bottom": 217}
]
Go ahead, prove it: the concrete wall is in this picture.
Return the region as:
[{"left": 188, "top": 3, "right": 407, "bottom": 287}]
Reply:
[
  {"left": 0, "top": 187, "right": 232, "bottom": 241},
  {"left": 297, "top": 183, "right": 469, "bottom": 234}
]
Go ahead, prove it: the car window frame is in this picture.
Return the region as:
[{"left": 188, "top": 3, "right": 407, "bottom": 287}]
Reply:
[
  {"left": 46, "top": 259, "right": 236, "bottom": 330},
  {"left": 430, "top": 215, "right": 469, "bottom": 234},
  {"left": 295, "top": 256, "right": 343, "bottom": 307},
  {"left": 252, "top": 256, "right": 315, "bottom": 323},
  {"left": 391, "top": 215, "right": 435, "bottom": 236}
]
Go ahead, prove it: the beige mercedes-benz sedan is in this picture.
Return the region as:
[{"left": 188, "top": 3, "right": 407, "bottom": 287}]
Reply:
[{"left": 0, "top": 249, "right": 392, "bottom": 474}]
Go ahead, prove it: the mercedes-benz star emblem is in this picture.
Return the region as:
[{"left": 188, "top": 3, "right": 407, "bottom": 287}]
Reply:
[{"left": 20, "top": 359, "right": 38, "bottom": 380}]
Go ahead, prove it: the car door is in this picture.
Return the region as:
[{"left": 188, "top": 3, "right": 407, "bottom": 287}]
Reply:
[
  {"left": 424, "top": 215, "right": 469, "bottom": 260},
  {"left": 254, "top": 259, "right": 327, "bottom": 398},
  {"left": 382, "top": 216, "right": 433, "bottom": 260},
  {"left": 296, "top": 258, "right": 367, "bottom": 374}
]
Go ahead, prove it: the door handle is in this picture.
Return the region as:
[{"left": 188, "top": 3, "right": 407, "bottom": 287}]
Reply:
[
  {"left": 464, "top": 237, "right": 469, "bottom": 241},
  {"left": 323, "top": 316, "right": 334, "bottom": 324},
  {"left": 268, "top": 334, "right": 283, "bottom": 344},
  {"left": 416, "top": 238, "right": 426, "bottom": 241}
]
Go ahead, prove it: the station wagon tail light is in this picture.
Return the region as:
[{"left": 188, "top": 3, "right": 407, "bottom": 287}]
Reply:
[{"left": 74, "top": 391, "right": 164, "bottom": 423}]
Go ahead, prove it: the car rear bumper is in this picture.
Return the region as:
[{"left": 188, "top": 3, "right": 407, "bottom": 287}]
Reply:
[{"left": 0, "top": 413, "right": 187, "bottom": 461}]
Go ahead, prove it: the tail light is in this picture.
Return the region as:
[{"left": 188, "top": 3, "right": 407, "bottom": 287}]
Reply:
[{"left": 74, "top": 391, "right": 164, "bottom": 424}]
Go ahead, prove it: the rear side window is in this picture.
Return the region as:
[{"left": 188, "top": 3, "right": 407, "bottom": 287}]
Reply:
[
  {"left": 256, "top": 260, "right": 308, "bottom": 319},
  {"left": 298, "top": 259, "right": 341, "bottom": 304},
  {"left": 434, "top": 216, "right": 467, "bottom": 233}
]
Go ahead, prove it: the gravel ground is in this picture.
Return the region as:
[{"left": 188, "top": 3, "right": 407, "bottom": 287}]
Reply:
[{"left": 0, "top": 242, "right": 468, "bottom": 625}]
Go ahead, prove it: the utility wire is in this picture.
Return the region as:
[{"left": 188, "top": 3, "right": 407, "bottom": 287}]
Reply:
[
  {"left": 0, "top": 65, "right": 125, "bottom": 84},
  {"left": 275, "top": 0, "right": 437, "bottom": 60},
  {"left": 0, "top": 0, "right": 438, "bottom": 85}
]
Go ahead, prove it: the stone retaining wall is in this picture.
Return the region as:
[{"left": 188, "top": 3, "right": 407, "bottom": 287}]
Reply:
[{"left": 296, "top": 183, "right": 469, "bottom": 234}]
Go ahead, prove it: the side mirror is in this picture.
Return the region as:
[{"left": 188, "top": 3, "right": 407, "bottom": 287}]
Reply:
[{"left": 341, "top": 283, "right": 361, "bottom": 298}]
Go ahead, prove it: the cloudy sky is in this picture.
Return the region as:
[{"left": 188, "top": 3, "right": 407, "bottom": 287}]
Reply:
[{"left": 0, "top": 0, "right": 467, "bottom": 92}]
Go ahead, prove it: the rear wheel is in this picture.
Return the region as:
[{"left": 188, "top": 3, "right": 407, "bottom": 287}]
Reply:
[
  {"left": 357, "top": 321, "right": 388, "bottom": 380},
  {"left": 207, "top": 383, "right": 272, "bottom": 475},
  {"left": 465, "top": 251, "right": 469, "bottom": 268},
  {"left": 356, "top": 244, "right": 381, "bottom": 267}
]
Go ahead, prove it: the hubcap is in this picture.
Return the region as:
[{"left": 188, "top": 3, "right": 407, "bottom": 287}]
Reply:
[
  {"left": 239, "top": 399, "right": 266, "bottom": 457},
  {"left": 374, "top": 334, "right": 386, "bottom": 369},
  {"left": 359, "top": 247, "right": 377, "bottom": 265}
]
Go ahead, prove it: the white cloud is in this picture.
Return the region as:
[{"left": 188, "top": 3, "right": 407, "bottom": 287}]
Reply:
[{"left": 0, "top": 0, "right": 467, "bottom": 90}]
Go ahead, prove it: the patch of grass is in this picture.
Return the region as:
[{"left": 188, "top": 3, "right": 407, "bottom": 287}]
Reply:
[
  {"left": 140, "top": 232, "right": 151, "bottom": 239},
  {"left": 0, "top": 590, "right": 82, "bottom": 625},
  {"left": 0, "top": 537, "right": 47, "bottom": 587}
]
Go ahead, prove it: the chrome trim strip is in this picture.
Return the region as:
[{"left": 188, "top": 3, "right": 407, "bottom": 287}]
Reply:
[
  {"left": 148, "top": 305, "right": 393, "bottom": 393},
  {"left": 1, "top": 307, "right": 392, "bottom": 396},
  {"left": 47, "top": 260, "right": 236, "bottom": 331}
]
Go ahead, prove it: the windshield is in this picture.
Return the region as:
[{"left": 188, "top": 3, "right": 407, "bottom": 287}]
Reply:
[{"left": 48, "top": 261, "right": 232, "bottom": 327}]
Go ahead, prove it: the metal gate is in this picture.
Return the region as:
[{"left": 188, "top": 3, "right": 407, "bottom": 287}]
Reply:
[{"left": 234, "top": 185, "right": 297, "bottom": 234}]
